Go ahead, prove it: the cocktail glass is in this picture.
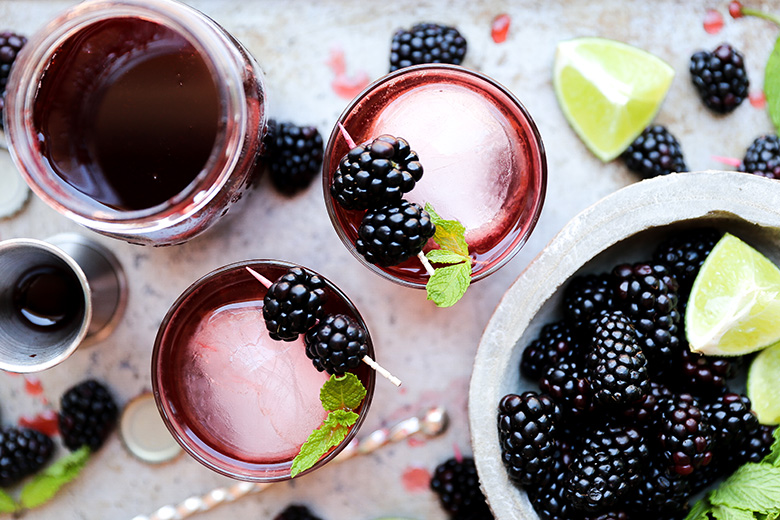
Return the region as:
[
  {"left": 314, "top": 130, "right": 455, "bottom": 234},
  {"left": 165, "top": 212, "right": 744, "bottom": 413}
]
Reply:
[
  {"left": 152, "top": 260, "right": 375, "bottom": 482},
  {"left": 323, "top": 64, "right": 546, "bottom": 288}
]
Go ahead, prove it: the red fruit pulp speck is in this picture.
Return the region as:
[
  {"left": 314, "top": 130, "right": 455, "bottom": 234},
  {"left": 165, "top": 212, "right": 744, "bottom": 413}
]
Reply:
[
  {"left": 24, "top": 375, "right": 44, "bottom": 396},
  {"left": 704, "top": 9, "right": 724, "bottom": 34},
  {"left": 750, "top": 90, "right": 767, "bottom": 108},
  {"left": 401, "top": 466, "right": 431, "bottom": 492},
  {"left": 491, "top": 14, "right": 511, "bottom": 43},
  {"left": 407, "top": 437, "right": 426, "bottom": 447},
  {"left": 18, "top": 410, "right": 59, "bottom": 437},
  {"left": 327, "top": 48, "right": 370, "bottom": 100}
]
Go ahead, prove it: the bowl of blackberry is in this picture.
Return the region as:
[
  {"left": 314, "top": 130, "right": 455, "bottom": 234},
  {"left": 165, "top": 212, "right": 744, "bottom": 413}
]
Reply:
[{"left": 469, "top": 170, "right": 780, "bottom": 520}]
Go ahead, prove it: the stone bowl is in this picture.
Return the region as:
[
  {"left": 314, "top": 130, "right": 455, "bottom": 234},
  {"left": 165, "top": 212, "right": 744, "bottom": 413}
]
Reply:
[{"left": 468, "top": 171, "right": 780, "bottom": 519}]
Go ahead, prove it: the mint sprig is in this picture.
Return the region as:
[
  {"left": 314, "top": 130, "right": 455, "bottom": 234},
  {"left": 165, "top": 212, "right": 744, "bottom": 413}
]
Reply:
[
  {"left": 291, "top": 373, "right": 366, "bottom": 477},
  {"left": 0, "top": 489, "right": 16, "bottom": 514},
  {"left": 423, "top": 203, "right": 472, "bottom": 307},
  {"left": 685, "top": 428, "right": 780, "bottom": 519}
]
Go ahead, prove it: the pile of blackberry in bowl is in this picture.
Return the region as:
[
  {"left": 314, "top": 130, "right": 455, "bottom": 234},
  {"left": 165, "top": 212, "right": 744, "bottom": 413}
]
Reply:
[{"left": 468, "top": 172, "right": 780, "bottom": 520}]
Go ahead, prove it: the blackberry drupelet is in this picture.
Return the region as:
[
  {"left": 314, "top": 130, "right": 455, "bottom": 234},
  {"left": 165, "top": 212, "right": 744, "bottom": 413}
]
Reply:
[
  {"left": 430, "top": 457, "right": 492, "bottom": 520},
  {"left": 690, "top": 43, "right": 749, "bottom": 113},
  {"left": 0, "top": 31, "right": 26, "bottom": 129},
  {"left": 580, "top": 424, "right": 649, "bottom": 488},
  {"left": 621, "top": 126, "right": 687, "bottom": 179},
  {"left": 623, "top": 458, "right": 691, "bottom": 516},
  {"left": 263, "top": 267, "right": 328, "bottom": 342},
  {"left": 59, "top": 379, "right": 118, "bottom": 452},
  {"left": 356, "top": 200, "right": 435, "bottom": 266},
  {"left": 273, "top": 505, "right": 323, "bottom": 520},
  {"left": 304, "top": 314, "right": 368, "bottom": 375},
  {"left": 587, "top": 312, "right": 649, "bottom": 407},
  {"left": 653, "top": 228, "right": 723, "bottom": 298},
  {"left": 389, "top": 22, "right": 467, "bottom": 72},
  {"left": 565, "top": 451, "right": 630, "bottom": 512},
  {"left": 539, "top": 361, "right": 593, "bottom": 419},
  {"left": 497, "top": 392, "right": 560, "bottom": 486},
  {"left": 739, "top": 134, "right": 780, "bottom": 179},
  {"left": 331, "top": 135, "right": 423, "bottom": 210},
  {"left": 611, "top": 262, "right": 681, "bottom": 374},
  {"left": 563, "top": 273, "right": 616, "bottom": 333},
  {"left": 658, "top": 393, "right": 714, "bottom": 476},
  {"left": 520, "top": 321, "right": 582, "bottom": 381},
  {"left": 264, "top": 120, "right": 324, "bottom": 195},
  {"left": 527, "top": 456, "right": 580, "bottom": 520},
  {"left": 672, "top": 347, "right": 739, "bottom": 398},
  {"left": 0, "top": 427, "right": 54, "bottom": 487},
  {"left": 618, "top": 380, "right": 675, "bottom": 429}
]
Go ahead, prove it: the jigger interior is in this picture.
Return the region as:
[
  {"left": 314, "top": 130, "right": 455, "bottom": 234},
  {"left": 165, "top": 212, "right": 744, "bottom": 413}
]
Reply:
[{"left": 0, "top": 239, "right": 91, "bottom": 372}]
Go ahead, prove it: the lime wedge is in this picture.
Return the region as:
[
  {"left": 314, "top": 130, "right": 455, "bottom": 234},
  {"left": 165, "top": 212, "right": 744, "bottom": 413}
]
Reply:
[
  {"left": 747, "top": 341, "right": 780, "bottom": 425},
  {"left": 553, "top": 37, "right": 674, "bottom": 162},
  {"left": 686, "top": 233, "right": 780, "bottom": 356}
]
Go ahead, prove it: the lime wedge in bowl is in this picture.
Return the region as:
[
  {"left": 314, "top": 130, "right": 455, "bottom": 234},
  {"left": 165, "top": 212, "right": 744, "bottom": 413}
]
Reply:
[
  {"left": 686, "top": 233, "right": 780, "bottom": 356},
  {"left": 747, "top": 341, "right": 780, "bottom": 425},
  {"left": 553, "top": 37, "right": 674, "bottom": 162}
]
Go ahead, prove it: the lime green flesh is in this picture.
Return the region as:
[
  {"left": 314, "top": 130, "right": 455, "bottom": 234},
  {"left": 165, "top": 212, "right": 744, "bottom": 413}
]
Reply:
[
  {"left": 747, "top": 341, "right": 780, "bottom": 425},
  {"left": 553, "top": 37, "right": 674, "bottom": 162},
  {"left": 686, "top": 233, "right": 780, "bottom": 356}
]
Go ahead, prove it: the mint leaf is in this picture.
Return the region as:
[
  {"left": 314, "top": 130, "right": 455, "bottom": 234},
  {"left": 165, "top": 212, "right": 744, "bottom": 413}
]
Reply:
[
  {"left": 425, "top": 203, "right": 469, "bottom": 257},
  {"left": 426, "top": 249, "right": 469, "bottom": 265},
  {"left": 0, "top": 489, "right": 17, "bottom": 513},
  {"left": 766, "top": 36, "right": 780, "bottom": 133},
  {"left": 766, "top": 512, "right": 780, "bottom": 520},
  {"left": 711, "top": 504, "right": 758, "bottom": 520},
  {"left": 687, "top": 495, "right": 714, "bottom": 520},
  {"left": 711, "top": 464, "right": 780, "bottom": 513},
  {"left": 320, "top": 373, "right": 367, "bottom": 412},
  {"left": 19, "top": 446, "right": 90, "bottom": 509},
  {"left": 763, "top": 426, "right": 780, "bottom": 467},
  {"left": 426, "top": 261, "right": 472, "bottom": 307},
  {"left": 291, "top": 410, "right": 358, "bottom": 477}
]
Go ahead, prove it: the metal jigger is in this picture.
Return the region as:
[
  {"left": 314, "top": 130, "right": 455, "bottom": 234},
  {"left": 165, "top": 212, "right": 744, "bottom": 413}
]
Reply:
[{"left": 0, "top": 233, "right": 127, "bottom": 373}]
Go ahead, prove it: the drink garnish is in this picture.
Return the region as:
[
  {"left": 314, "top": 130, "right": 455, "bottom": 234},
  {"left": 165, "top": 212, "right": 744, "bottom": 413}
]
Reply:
[
  {"left": 423, "top": 203, "right": 472, "bottom": 308},
  {"left": 291, "top": 373, "right": 366, "bottom": 477}
]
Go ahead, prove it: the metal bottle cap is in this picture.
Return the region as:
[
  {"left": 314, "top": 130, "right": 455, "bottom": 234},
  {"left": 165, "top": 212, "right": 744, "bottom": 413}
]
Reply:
[{"left": 120, "top": 392, "right": 181, "bottom": 464}]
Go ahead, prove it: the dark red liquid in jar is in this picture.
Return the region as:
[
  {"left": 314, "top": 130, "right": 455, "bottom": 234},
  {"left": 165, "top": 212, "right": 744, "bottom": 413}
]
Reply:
[
  {"left": 33, "top": 18, "right": 220, "bottom": 211},
  {"left": 154, "top": 262, "right": 374, "bottom": 478},
  {"left": 12, "top": 265, "right": 84, "bottom": 330}
]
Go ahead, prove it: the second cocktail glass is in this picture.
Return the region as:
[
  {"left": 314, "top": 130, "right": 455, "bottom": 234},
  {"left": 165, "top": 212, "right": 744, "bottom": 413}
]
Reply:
[{"left": 323, "top": 64, "right": 547, "bottom": 288}]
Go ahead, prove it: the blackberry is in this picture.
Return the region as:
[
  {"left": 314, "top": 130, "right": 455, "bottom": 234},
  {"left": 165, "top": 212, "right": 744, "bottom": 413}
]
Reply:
[
  {"left": 0, "top": 427, "right": 54, "bottom": 487},
  {"left": 621, "top": 126, "right": 687, "bottom": 179},
  {"left": 520, "top": 321, "right": 582, "bottom": 381},
  {"left": 565, "top": 451, "right": 630, "bottom": 512},
  {"left": 618, "top": 380, "right": 674, "bottom": 429},
  {"left": 653, "top": 228, "right": 722, "bottom": 298},
  {"left": 539, "top": 361, "right": 593, "bottom": 419},
  {"left": 263, "top": 267, "right": 328, "bottom": 342},
  {"left": 304, "top": 313, "right": 368, "bottom": 375},
  {"left": 563, "top": 273, "right": 616, "bottom": 333},
  {"left": 658, "top": 394, "right": 714, "bottom": 476},
  {"left": 738, "top": 134, "right": 780, "bottom": 179},
  {"left": 389, "top": 22, "right": 467, "bottom": 72},
  {"left": 624, "top": 458, "right": 691, "bottom": 516},
  {"left": 430, "top": 457, "right": 492, "bottom": 520},
  {"left": 727, "top": 424, "right": 776, "bottom": 467},
  {"left": 264, "top": 120, "right": 324, "bottom": 195},
  {"left": 528, "top": 456, "right": 580, "bottom": 520},
  {"left": 0, "top": 31, "right": 26, "bottom": 129},
  {"left": 273, "top": 505, "right": 323, "bottom": 520},
  {"left": 356, "top": 200, "right": 435, "bottom": 266},
  {"left": 611, "top": 262, "right": 681, "bottom": 373},
  {"left": 59, "top": 379, "right": 118, "bottom": 452},
  {"left": 671, "top": 348, "right": 739, "bottom": 398},
  {"left": 331, "top": 135, "right": 423, "bottom": 210},
  {"left": 587, "top": 312, "right": 649, "bottom": 407},
  {"left": 497, "top": 392, "right": 560, "bottom": 486},
  {"left": 583, "top": 513, "right": 627, "bottom": 520},
  {"left": 580, "top": 424, "right": 648, "bottom": 489},
  {"left": 690, "top": 43, "right": 749, "bottom": 113}
]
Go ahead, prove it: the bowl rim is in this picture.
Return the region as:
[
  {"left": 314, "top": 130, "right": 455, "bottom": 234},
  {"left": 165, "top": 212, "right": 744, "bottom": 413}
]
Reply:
[{"left": 468, "top": 170, "right": 780, "bottom": 519}]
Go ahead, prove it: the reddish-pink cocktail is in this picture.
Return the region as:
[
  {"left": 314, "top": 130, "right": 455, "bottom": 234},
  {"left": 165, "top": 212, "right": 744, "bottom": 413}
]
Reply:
[
  {"left": 323, "top": 65, "right": 546, "bottom": 288},
  {"left": 152, "top": 261, "right": 375, "bottom": 482}
]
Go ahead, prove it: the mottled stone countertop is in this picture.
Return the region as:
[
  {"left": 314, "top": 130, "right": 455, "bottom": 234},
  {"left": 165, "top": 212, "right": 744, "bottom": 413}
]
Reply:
[{"left": 0, "top": 1, "right": 776, "bottom": 519}]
